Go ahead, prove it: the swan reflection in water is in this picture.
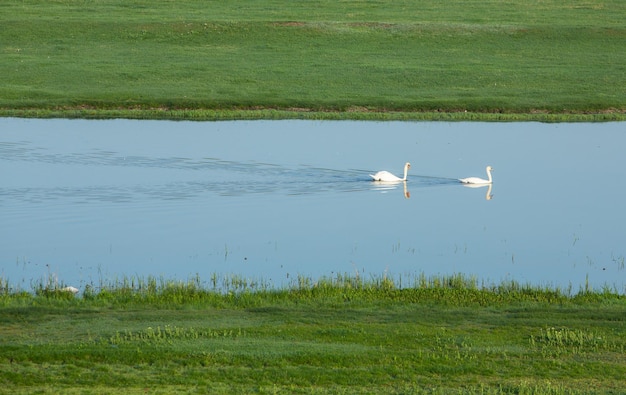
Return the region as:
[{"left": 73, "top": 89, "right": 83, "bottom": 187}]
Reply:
[
  {"left": 370, "top": 179, "right": 491, "bottom": 201},
  {"left": 462, "top": 182, "right": 493, "bottom": 200},
  {"left": 371, "top": 180, "right": 410, "bottom": 199},
  {"left": 459, "top": 166, "right": 494, "bottom": 200}
]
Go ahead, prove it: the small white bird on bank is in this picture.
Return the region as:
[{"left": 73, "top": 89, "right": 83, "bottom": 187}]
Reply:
[
  {"left": 459, "top": 166, "right": 493, "bottom": 184},
  {"left": 60, "top": 286, "right": 79, "bottom": 294},
  {"left": 370, "top": 162, "right": 411, "bottom": 182}
]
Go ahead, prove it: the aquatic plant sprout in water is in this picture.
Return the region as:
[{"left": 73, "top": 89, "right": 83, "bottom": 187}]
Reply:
[{"left": 0, "top": 118, "right": 624, "bottom": 293}]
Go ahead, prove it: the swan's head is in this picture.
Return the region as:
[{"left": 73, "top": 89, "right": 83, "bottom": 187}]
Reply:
[
  {"left": 405, "top": 162, "right": 411, "bottom": 169},
  {"left": 486, "top": 166, "right": 493, "bottom": 171}
]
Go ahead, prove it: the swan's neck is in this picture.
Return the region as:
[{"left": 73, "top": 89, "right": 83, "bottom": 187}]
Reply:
[
  {"left": 402, "top": 165, "right": 409, "bottom": 181},
  {"left": 486, "top": 168, "right": 492, "bottom": 183}
]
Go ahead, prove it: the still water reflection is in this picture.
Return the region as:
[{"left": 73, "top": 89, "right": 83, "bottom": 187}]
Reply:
[{"left": 1, "top": 118, "right": 624, "bottom": 293}]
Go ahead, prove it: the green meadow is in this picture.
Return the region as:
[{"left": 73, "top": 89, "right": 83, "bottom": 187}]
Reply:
[
  {"left": 2, "top": 1, "right": 626, "bottom": 392},
  {"left": 1, "top": 0, "right": 625, "bottom": 120},
  {"left": 1, "top": 274, "right": 625, "bottom": 394}
]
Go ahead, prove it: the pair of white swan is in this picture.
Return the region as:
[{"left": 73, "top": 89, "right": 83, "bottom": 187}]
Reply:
[{"left": 370, "top": 163, "right": 493, "bottom": 184}]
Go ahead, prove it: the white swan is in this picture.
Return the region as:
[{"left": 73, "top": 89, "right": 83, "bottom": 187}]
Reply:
[
  {"left": 459, "top": 166, "right": 493, "bottom": 184},
  {"left": 370, "top": 162, "right": 411, "bottom": 182}
]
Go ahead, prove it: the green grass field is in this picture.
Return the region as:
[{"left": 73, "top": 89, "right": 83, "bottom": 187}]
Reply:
[
  {"left": 1, "top": 0, "right": 625, "bottom": 120},
  {"left": 1, "top": 274, "right": 625, "bottom": 394}
]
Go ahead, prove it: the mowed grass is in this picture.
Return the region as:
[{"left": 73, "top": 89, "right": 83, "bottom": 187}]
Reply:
[
  {"left": 1, "top": 274, "right": 625, "bottom": 394},
  {"left": 1, "top": 0, "right": 625, "bottom": 120}
]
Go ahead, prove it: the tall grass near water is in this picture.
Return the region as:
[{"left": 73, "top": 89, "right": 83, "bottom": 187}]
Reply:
[{"left": 3, "top": 272, "right": 621, "bottom": 307}]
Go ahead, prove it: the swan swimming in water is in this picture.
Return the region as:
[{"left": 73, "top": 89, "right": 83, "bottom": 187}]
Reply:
[
  {"left": 459, "top": 166, "right": 493, "bottom": 184},
  {"left": 370, "top": 162, "right": 411, "bottom": 182}
]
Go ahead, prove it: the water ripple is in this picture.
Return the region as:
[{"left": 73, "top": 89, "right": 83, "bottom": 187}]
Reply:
[{"left": 1, "top": 140, "right": 460, "bottom": 203}]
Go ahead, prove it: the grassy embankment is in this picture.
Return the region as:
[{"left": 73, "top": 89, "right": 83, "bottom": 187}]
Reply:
[
  {"left": 1, "top": 273, "right": 625, "bottom": 394},
  {"left": 1, "top": 0, "right": 625, "bottom": 121}
]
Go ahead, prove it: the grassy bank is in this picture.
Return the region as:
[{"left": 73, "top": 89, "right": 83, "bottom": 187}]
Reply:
[
  {"left": 2, "top": 108, "right": 625, "bottom": 122},
  {"left": 1, "top": 274, "right": 624, "bottom": 394},
  {"left": 1, "top": 0, "right": 625, "bottom": 121}
]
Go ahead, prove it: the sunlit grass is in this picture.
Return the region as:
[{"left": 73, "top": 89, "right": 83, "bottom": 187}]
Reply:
[
  {"left": 1, "top": 0, "right": 624, "bottom": 120},
  {"left": 1, "top": 273, "right": 624, "bottom": 393}
]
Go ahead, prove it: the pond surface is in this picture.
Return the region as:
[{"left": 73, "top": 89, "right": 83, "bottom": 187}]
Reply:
[{"left": 1, "top": 118, "right": 625, "bottom": 293}]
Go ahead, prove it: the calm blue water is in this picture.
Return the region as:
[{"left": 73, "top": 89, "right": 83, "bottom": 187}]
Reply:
[{"left": 1, "top": 118, "right": 625, "bottom": 293}]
